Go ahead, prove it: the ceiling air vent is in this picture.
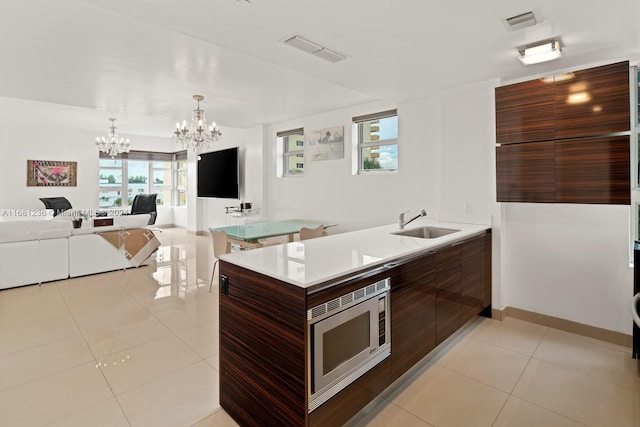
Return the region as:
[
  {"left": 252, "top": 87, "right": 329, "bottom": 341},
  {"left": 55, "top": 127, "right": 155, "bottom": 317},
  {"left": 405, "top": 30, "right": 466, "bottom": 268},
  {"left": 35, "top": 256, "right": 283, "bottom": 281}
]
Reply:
[
  {"left": 505, "top": 11, "right": 538, "bottom": 31},
  {"left": 283, "top": 34, "right": 346, "bottom": 63}
]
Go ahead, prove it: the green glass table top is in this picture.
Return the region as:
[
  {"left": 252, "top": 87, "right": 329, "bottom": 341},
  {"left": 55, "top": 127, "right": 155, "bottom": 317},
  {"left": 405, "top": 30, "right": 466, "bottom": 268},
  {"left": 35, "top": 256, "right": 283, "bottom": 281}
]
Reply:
[{"left": 213, "top": 219, "right": 330, "bottom": 241}]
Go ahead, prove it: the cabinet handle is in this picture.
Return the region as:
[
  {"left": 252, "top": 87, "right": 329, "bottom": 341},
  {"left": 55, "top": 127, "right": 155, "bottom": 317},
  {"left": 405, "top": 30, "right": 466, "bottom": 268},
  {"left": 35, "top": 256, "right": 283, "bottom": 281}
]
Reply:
[
  {"left": 221, "top": 275, "right": 229, "bottom": 295},
  {"left": 383, "top": 262, "right": 398, "bottom": 269}
]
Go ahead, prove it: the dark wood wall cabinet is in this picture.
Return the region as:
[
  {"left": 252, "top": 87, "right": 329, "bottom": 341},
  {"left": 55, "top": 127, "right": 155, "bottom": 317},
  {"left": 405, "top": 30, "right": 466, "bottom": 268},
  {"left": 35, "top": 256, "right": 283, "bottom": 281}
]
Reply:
[
  {"left": 496, "top": 141, "right": 556, "bottom": 203},
  {"left": 495, "top": 78, "right": 555, "bottom": 144},
  {"left": 495, "top": 61, "right": 631, "bottom": 205},
  {"left": 219, "top": 230, "right": 492, "bottom": 427}
]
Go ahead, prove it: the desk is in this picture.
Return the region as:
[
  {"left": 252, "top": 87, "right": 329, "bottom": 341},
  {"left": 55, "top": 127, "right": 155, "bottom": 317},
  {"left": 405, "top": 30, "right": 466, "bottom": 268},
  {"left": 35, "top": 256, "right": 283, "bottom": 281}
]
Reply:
[{"left": 212, "top": 219, "right": 331, "bottom": 249}]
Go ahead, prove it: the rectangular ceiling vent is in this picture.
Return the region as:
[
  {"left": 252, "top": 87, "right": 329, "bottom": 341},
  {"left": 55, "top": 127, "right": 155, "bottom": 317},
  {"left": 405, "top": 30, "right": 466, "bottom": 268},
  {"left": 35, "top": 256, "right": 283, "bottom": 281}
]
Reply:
[
  {"left": 505, "top": 11, "right": 538, "bottom": 31},
  {"left": 283, "top": 35, "right": 346, "bottom": 63}
]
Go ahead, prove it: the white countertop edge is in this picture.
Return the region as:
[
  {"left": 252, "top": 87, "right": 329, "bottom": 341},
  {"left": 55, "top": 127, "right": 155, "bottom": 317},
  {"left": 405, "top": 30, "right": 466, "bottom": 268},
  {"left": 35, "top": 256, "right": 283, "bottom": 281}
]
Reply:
[{"left": 220, "top": 218, "right": 491, "bottom": 289}]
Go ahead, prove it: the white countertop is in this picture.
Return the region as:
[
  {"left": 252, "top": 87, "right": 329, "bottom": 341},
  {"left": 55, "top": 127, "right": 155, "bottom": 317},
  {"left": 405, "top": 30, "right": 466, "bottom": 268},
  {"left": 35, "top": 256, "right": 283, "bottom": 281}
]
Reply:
[{"left": 220, "top": 218, "right": 490, "bottom": 289}]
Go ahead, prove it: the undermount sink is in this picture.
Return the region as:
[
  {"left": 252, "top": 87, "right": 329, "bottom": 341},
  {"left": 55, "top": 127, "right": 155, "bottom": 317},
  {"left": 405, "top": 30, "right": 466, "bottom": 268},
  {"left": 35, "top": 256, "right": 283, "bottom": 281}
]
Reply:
[{"left": 392, "top": 226, "right": 460, "bottom": 239}]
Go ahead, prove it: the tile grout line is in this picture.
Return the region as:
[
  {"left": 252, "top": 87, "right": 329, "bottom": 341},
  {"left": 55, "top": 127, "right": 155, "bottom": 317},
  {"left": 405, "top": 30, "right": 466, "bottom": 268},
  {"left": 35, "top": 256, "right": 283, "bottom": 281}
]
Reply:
[
  {"left": 506, "top": 327, "right": 595, "bottom": 427},
  {"left": 58, "top": 276, "right": 135, "bottom": 426},
  {"left": 488, "top": 322, "right": 550, "bottom": 427},
  {"left": 530, "top": 328, "right": 640, "bottom": 394}
]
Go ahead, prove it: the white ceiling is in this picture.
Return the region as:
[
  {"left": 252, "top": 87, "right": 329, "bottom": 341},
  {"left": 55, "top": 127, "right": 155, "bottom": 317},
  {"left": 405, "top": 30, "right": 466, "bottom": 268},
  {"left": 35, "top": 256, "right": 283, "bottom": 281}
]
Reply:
[{"left": 0, "top": 0, "right": 638, "bottom": 137}]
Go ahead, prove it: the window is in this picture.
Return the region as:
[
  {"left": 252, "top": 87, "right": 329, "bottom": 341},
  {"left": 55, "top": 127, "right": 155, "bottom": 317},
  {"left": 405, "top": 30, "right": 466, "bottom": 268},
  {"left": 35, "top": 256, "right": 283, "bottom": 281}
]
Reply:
[
  {"left": 175, "top": 151, "right": 187, "bottom": 206},
  {"left": 98, "top": 151, "right": 184, "bottom": 208},
  {"left": 278, "top": 128, "right": 305, "bottom": 176},
  {"left": 99, "top": 158, "right": 124, "bottom": 208},
  {"left": 353, "top": 109, "right": 398, "bottom": 173}
]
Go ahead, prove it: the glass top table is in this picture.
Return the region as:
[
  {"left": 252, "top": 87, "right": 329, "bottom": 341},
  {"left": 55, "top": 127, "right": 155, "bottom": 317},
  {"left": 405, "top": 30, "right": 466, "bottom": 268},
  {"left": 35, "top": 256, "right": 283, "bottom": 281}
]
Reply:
[{"left": 212, "top": 219, "right": 331, "bottom": 248}]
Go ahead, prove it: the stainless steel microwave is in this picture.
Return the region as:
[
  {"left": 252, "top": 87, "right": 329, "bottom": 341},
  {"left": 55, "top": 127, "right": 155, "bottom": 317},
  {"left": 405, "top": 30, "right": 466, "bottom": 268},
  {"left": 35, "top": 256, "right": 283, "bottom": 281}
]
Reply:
[{"left": 307, "top": 277, "right": 391, "bottom": 412}]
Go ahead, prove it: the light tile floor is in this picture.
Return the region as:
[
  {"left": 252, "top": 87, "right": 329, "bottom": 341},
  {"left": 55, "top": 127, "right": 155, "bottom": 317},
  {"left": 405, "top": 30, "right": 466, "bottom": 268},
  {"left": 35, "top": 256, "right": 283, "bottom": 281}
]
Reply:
[{"left": 0, "top": 228, "right": 638, "bottom": 426}]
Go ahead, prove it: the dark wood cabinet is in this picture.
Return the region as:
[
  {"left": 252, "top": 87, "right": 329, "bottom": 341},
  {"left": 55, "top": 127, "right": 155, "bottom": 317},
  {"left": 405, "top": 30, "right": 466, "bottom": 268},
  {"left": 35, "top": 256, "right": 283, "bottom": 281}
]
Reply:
[
  {"left": 219, "top": 262, "right": 307, "bottom": 427},
  {"left": 460, "top": 233, "right": 491, "bottom": 321},
  {"left": 496, "top": 141, "right": 556, "bottom": 202},
  {"left": 554, "top": 61, "right": 630, "bottom": 139},
  {"left": 436, "top": 244, "right": 462, "bottom": 345},
  {"left": 495, "top": 78, "right": 555, "bottom": 144},
  {"left": 495, "top": 61, "right": 630, "bottom": 205},
  {"left": 555, "top": 135, "right": 630, "bottom": 204},
  {"left": 219, "top": 230, "right": 492, "bottom": 427},
  {"left": 390, "top": 252, "right": 436, "bottom": 381}
]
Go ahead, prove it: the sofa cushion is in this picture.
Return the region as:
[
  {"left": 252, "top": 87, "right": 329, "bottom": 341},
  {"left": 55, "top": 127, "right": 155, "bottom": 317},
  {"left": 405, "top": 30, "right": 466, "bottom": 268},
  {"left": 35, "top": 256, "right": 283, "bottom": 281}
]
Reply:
[
  {"left": 113, "top": 214, "right": 151, "bottom": 229},
  {"left": 0, "top": 219, "right": 72, "bottom": 243}
]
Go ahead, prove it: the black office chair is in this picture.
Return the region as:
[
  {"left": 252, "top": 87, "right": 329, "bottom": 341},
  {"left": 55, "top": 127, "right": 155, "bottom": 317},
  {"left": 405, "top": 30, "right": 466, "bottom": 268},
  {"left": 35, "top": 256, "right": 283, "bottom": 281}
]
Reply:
[
  {"left": 129, "top": 193, "right": 158, "bottom": 225},
  {"left": 39, "top": 197, "right": 72, "bottom": 216}
]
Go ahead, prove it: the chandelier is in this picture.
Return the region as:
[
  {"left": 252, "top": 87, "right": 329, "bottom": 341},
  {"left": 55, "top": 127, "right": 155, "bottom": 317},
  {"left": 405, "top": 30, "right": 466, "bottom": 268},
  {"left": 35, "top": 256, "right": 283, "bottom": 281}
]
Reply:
[
  {"left": 96, "top": 118, "right": 131, "bottom": 158},
  {"left": 173, "top": 95, "right": 222, "bottom": 152}
]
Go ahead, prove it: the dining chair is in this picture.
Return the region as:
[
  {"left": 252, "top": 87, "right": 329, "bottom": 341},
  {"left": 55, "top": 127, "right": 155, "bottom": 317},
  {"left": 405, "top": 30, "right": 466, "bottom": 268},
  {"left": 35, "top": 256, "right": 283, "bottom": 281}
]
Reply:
[
  {"left": 299, "top": 224, "right": 324, "bottom": 241},
  {"left": 209, "top": 229, "right": 231, "bottom": 292}
]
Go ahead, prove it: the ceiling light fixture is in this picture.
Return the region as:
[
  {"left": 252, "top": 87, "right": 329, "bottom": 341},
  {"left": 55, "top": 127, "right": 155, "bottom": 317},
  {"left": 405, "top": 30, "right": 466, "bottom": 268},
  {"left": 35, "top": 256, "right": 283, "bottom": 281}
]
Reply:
[
  {"left": 96, "top": 118, "right": 130, "bottom": 158},
  {"left": 518, "top": 40, "right": 562, "bottom": 65},
  {"left": 173, "top": 95, "right": 222, "bottom": 152}
]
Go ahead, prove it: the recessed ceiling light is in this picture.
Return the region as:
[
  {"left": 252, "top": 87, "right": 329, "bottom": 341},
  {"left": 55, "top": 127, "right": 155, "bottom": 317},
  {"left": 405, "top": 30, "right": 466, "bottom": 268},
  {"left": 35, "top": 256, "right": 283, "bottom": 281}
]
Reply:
[{"left": 518, "top": 40, "right": 562, "bottom": 65}]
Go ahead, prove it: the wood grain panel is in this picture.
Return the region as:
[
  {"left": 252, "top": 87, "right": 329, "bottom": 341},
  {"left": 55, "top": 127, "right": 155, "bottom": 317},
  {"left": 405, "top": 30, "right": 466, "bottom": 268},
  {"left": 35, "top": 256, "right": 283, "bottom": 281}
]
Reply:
[
  {"left": 555, "top": 135, "right": 630, "bottom": 205},
  {"left": 460, "top": 235, "right": 484, "bottom": 322},
  {"left": 495, "top": 78, "right": 555, "bottom": 144},
  {"left": 219, "top": 261, "right": 307, "bottom": 427},
  {"left": 554, "top": 61, "right": 630, "bottom": 139},
  {"left": 436, "top": 245, "right": 461, "bottom": 345},
  {"left": 390, "top": 253, "right": 436, "bottom": 381},
  {"left": 308, "top": 358, "right": 391, "bottom": 427},
  {"left": 481, "top": 232, "right": 492, "bottom": 309},
  {"left": 496, "top": 141, "right": 556, "bottom": 202}
]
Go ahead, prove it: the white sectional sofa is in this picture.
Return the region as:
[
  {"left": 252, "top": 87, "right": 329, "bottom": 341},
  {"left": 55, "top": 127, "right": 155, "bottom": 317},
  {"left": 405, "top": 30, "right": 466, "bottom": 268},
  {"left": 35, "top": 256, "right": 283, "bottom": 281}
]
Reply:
[
  {"left": 0, "top": 213, "right": 155, "bottom": 290},
  {"left": 0, "top": 219, "right": 71, "bottom": 289}
]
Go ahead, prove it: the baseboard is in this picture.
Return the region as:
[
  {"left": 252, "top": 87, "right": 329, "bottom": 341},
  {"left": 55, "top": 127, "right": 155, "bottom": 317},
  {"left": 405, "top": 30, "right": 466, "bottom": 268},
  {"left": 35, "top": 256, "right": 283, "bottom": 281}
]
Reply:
[
  {"left": 499, "top": 306, "right": 632, "bottom": 348},
  {"left": 491, "top": 308, "right": 505, "bottom": 321}
]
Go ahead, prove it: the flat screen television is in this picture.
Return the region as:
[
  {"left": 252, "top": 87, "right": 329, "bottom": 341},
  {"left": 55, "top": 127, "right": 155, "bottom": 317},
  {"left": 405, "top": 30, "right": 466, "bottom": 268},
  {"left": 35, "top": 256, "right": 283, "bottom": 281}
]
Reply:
[{"left": 197, "top": 147, "right": 240, "bottom": 199}]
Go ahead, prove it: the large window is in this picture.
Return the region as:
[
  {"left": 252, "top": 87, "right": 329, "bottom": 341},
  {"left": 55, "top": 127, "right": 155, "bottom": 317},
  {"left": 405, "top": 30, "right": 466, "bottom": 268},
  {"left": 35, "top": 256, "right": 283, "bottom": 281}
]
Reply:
[
  {"left": 353, "top": 109, "right": 398, "bottom": 173},
  {"left": 98, "top": 151, "right": 185, "bottom": 208},
  {"left": 278, "top": 128, "right": 305, "bottom": 176}
]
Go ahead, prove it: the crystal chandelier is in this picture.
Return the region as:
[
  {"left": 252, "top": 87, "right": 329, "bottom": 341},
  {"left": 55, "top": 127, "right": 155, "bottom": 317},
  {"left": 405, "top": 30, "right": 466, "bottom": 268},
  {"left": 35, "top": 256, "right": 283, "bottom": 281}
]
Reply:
[
  {"left": 173, "top": 95, "right": 222, "bottom": 152},
  {"left": 96, "top": 118, "right": 131, "bottom": 158}
]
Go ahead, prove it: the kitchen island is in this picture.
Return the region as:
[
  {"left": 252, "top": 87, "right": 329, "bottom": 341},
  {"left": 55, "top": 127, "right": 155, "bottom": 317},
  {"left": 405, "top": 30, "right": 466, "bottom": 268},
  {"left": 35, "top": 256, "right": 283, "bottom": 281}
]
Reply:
[{"left": 218, "top": 219, "right": 492, "bottom": 426}]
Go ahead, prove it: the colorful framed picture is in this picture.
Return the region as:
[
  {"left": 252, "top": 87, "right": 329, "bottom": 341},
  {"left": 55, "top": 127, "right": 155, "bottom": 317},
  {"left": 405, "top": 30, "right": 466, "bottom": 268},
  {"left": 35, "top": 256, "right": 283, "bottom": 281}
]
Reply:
[{"left": 27, "top": 160, "right": 77, "bottom": 186}]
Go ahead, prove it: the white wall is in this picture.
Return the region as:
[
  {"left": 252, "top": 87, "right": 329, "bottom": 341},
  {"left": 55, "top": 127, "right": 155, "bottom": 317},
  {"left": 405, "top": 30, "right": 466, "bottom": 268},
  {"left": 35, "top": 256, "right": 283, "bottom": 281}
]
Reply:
[
  {"left": 188, "top": 125, "right": 264, "bottom": 231},
  {"left": 0, "top": 121, "right": 175, "bottom": 225},
  {"left": 263, "top": 74, "right": 635, "bottom": 336},
  {"left": 502, "top": 203, "right": 633, "bottom": 334},
  {"left": 440, "top": 80, "right": 497, "bottom": 223},
  {"left": 264, "top": 99, "right": 442, "bottom": 233}
]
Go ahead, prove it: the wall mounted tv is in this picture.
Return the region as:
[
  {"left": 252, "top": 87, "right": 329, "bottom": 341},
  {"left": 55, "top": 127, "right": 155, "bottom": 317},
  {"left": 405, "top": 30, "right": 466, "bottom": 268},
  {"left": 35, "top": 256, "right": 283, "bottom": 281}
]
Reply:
[{"left": 197, "top": 147, "right": 240, "bottom": 199}]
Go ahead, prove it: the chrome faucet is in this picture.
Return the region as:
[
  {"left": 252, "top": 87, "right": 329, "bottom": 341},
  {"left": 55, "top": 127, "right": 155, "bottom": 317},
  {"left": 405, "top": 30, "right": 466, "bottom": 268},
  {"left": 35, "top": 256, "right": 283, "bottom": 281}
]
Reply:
[{"left": 399, "top": 209, "right": 427, "bottom": 229}]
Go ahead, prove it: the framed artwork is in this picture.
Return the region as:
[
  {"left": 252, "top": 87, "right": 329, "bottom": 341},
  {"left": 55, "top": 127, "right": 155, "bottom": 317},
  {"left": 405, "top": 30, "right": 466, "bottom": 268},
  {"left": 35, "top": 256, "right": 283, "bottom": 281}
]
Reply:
[
  {"left": 27, "top": 160, "right": 77, "bottom": 186},
  {"left": 305, "top": 125, "right": 344, "bottom": 161}
]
